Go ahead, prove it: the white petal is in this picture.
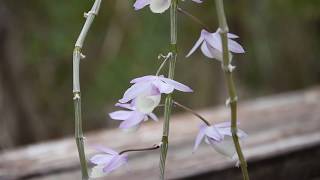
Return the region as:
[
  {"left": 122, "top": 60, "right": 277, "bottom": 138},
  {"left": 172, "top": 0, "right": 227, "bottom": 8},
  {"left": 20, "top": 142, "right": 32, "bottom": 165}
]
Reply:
[
  {"left": 135, "top": 94, "right": 161, "bottom": 114},
  {"left": 150, "top": 0, "right": 171, "bottom": 13},
  {"left": 210, "top": 136, "right": 237, "bottom": 158},
  {"left": 90, "top": 165, "right": 107, "bottom": 178}
]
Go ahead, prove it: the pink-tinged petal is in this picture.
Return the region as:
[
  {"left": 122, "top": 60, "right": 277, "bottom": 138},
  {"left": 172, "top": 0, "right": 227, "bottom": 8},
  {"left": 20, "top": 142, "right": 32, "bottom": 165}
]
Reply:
[
  {"left": 159, "top": 77, "right": 193, "bottom": 92},
  {"left": 193, "top": 127, "right": 206, "bottom": 152},
  {"left": 152, "top": 80, "right": 174, "bottom": 94},
  {"left": 228, "top": 39, "right": 245, "bottom": 53},
  {"left": 133, "top": 0, "right": 151, "bottom": 10},
  {"left": 186, "top": 32, "right": 205, "bottom": 58},
  {"left": 109, "top": 110, "right": 134, "bottom": 120},
  {"left": 206, "top": 43, "right": 223, "bottom": 61},
  {"left": 148, "top": 113, "right": 158, "bottom": 121},
  {"left": 90, "top": 154, "right": 113, "bottom": 165},
  {"left": 115, "top": 103, "right": 135, "bottom": 110},
  {"left": 227, "top": 33, "right": 239, "bottom": 39},
  {"left": 192, "top": 0, "right": 203, "bottom": 3},
  {"left": 130, "top": 75, "right": 157, "bottom": 84},
  {"left": 119, "top": 112, "right": 145, "bottom": 129},
  {"left": 205, "top": 126, "right": 223, "bottom": 141},
  {"left": 119, "top": 82, "right": 151, "bottom": 103},
  {"left": 150, "top": 0, "right": 171, "bottom": 13},
  {"left": 92, "top": 145, "right": 118, "bottom": 155}
]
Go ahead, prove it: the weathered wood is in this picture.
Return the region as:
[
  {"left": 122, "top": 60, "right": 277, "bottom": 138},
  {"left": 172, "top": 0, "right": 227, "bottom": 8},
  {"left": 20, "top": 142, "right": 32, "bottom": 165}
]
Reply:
[{"left": 0, "top": 87, "right": 320, "bottom": 180}]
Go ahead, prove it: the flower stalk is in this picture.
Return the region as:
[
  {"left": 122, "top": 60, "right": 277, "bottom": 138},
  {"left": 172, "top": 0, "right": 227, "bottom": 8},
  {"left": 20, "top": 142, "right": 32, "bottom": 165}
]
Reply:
[
  {"left": 72, "top": 0, "right": 102, "bottom": 179},
  {"left": 159, "top": 0, "right": 178, "bottom": 179},
  {"left": 214, "top": 0, "right": 250, "bottom": 179},
  {"left": 119, "top": 144, "right": 160, "bottom": 155},
  {"left": 173, "top": 101, "right": 210, "bottom": 126}
]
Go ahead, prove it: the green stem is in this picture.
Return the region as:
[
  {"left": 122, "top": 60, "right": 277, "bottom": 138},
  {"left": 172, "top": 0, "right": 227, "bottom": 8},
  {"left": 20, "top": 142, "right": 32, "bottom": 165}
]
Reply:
[
  {"left": 72, "top": 1, "right": 102, "bottom": 179},
  {"left": 73, "top": 91, "right": 89, "bottom": 179},
  {"left": 214, "top": 0, "right": 249, "bottom": 180},
  {"left": 159, "top": 1, "right": 178, "bottom": 179}
]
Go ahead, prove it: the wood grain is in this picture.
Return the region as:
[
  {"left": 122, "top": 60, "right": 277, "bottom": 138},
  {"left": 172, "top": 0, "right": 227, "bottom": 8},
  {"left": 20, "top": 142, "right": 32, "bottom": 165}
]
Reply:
[{"left": 1, "top": 87, "right": 320, "bottom": 180}]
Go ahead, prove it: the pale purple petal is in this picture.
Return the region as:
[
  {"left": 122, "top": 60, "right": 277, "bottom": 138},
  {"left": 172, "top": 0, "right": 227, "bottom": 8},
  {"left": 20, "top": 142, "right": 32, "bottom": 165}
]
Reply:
[
  {"left": 148, "top": 113, "right": 159, "bottom": 121},
  {"left": 186, "top": 32, "right": 205, "bottom": 58},
  {"left": 193, "top": 126, "right": 206, "bottom": 152},
  {"left": 205, "top": 126, "right": 223, "bottom": 141},
  {"left": 192, "top": 0, "right": 203, "bottom": 3},
  {"left": 159, "top": 77, "right": 193, "bottom": 92},
  {"left": 203, "top": 31, "right": 222, "bottom": 52},
  {"left": 130, "top": 75, "right": 157, "bottom": 84},
  {"left": 93, "top": 145, "right": 118, "bottom": 155},
  {"left": 103, "top": 154, "right": 128, "bottom": 174},
  {"left": 152, "top": 80, "right": 175, "bottom": 94},
  {"left": 215, "top": 121, "right": 232, "bottom": 128},
  {"left": 200, "top": 42, "right": 214, "bottom": 58},
  {"left": 228, "top": 39, "right": 245, "bottom": 53},
  {"left": 227, "top": 33, "right": 239, "bottom": 39},
  {"left": 133, "top": 0, "right": 151, "bottom": 10},
  {"left": 119, "top": 112, "right": 145, "bottom": 129},
  {"left": 90, "top": 154, "right": 113, "bottom": 165},
  {"left": 115, "top": 103, "right": 135, "bottom": 110},
  {"left": 119, "top": 82, "right": 151, "bottom": 103},
  {"left": 109, "top": 110, "right": 133, "bottom": 120}
]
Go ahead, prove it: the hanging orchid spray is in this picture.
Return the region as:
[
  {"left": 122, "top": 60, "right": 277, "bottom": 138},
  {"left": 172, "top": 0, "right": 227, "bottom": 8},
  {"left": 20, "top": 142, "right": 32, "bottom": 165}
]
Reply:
[{"left": 72, "top": 0, "right": 250, "bottom": 179}]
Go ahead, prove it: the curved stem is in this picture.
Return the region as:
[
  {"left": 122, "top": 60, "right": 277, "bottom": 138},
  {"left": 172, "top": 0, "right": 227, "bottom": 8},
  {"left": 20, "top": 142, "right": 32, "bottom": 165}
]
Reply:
[
  {"left": 159, "top": 1, "right": 178, "bottom": 179},
  {"left": 72, "top": 0, "right": 102, "bottom": 179},
  {"left": 119, "top": 144, "right": 160, "bottom": 155},
  {"left": 214, "top": 0, "right": 249, "bottom": 180},
  {"left": 177, "top": 7, "right": 212, "bottom": 31},
  {"left": 173, "top": 101, "right": 210, "bottom": 126},
  {"left": 156, "top": 53, "right": 171, "bottom": 76}
]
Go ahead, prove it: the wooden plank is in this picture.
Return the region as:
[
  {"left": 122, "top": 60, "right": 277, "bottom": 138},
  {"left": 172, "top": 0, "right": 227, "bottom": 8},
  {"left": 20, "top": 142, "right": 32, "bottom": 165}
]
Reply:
[{"left": 0, "top": 87, "right": 320, "bottom": 180}]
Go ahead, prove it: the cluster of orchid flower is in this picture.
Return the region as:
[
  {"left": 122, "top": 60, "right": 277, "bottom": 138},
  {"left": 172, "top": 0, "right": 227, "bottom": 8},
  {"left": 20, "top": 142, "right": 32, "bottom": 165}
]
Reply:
[{"left": 89, "top": 0, "right": 247, "bottom": 178}]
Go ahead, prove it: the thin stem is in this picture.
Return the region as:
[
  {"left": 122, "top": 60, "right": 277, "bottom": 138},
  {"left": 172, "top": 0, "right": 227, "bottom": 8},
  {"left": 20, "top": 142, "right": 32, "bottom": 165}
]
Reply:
[
  {"left": 119, "top": 144, "right": 160, "bottom": 155},
  {"left": 72, "top": 0, "right": 102, "bottom": 179},
  {"left": 177, "top": 7, "right": 212, "bottom": 31},
  {"left": 214, "top": 0, "right": 250, "bottom": 180},
  {"left": 173, "top": 101, "right": 210, "bottom": 126},
  {"left": 159, "top": 1, "right": 178, "bottom": 179}
]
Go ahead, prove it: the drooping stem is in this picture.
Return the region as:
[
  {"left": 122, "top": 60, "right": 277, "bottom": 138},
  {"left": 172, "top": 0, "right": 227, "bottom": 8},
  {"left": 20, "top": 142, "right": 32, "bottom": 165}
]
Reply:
[
  {"left": 73, "top": 1, "right": 102, "bottom": 179},
  {"left": 173, "top": 101, "right": 210, "bottom": 126},
  {"left": 177, "top": 7, "right": 212, "bottom": 31},
  {"left": 119, "top": 144, "right": 160, "bottom": 155},
  {"left": 159, "top": 1, "right": 178, "bottom": 179},
  {"left": 214, "top": 0, "right": 249, "bottom": 180}
]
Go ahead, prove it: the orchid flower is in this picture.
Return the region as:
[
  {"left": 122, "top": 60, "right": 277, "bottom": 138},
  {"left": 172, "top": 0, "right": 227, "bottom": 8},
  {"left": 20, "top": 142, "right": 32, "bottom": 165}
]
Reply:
[
  {"left": 193, "top": 121, "right": 248, "bottom": 160},
  {"left": 119, "top": 75, "right": 193, "bottom": 104},
  {"left": 109, "top": 103, "right": 158, "bottom": 129},
  {"left": 186, "top": 29, "right": 245, "bottom": 62},
  {"left": 90, "top": 146, "right": 128, "bottom": 178},
  {"left": 133, "top": 0, "right": 203, "bottom": 14}
]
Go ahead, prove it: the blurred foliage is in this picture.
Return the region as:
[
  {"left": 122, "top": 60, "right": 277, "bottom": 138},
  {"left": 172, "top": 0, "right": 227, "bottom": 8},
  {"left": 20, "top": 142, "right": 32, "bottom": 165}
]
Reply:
[{"left": 1, "top": 0, "right": 320, "bottom": 147}]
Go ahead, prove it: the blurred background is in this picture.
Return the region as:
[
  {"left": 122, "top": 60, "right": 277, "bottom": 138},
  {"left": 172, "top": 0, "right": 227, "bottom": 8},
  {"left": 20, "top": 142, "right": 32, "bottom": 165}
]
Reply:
[{"left": 0, "top": 0, "right": 319, "bottom": 150}]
